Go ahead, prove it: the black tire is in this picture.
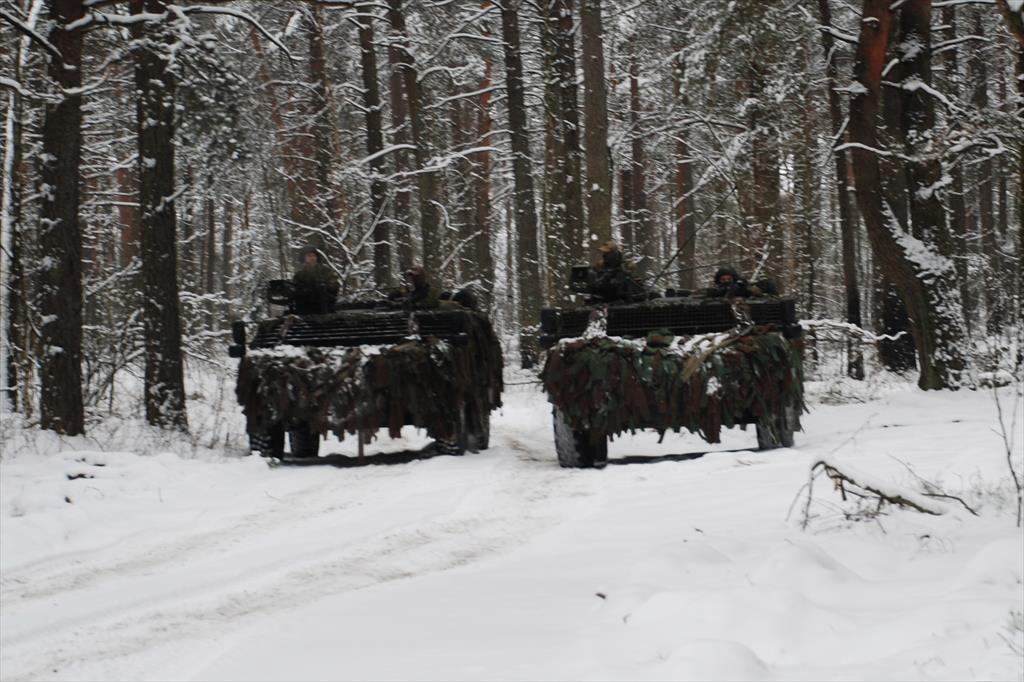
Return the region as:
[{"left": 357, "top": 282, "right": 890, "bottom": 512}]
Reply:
[
  {"left": 288, "top": 424, "right": 321, "bottom": 458},
  {"left": 553, "top": 408, "right": 607, "bottom": 469},
  {"left": 249, "top": 424, "right": 284, "bottom": 458},
  {"left": 435, "top": 409, "right": 468, "bottom": 456},
  {"left": 466, "top": 405, "right": 491, "bottom": 453},
  {"left": 756, "top": 405, "right": 796, "bottom": 450}
]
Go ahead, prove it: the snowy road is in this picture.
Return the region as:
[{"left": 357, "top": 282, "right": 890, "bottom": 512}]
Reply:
[{"left": 1, "top": 384, "right": 1022, "bottom": 681}]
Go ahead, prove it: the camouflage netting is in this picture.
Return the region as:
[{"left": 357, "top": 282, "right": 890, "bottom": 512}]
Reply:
[
  {"left": 542, "top": 327, "right": 804, "bottom": 443},
  {"left": 236, "top": 313, "right": 502, "bottom": 442}
]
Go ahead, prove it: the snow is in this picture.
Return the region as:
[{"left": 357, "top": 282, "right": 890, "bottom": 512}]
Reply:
[{"left": 1, "top": 378, "right": 1022, "bottom": 681}]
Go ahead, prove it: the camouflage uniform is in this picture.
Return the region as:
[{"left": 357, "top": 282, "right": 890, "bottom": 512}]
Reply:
[
  {"left": 389, "top": 265, "right": 442, "bottom": 309},
  {"left": 706, "top": 264, "right": 777, "bottom": 299},
  {"left": 292, "top": 246, "right": 340, "bottom": 314},
  {"left": 590, "top": 241, "right": 648, "bottom": 302}
]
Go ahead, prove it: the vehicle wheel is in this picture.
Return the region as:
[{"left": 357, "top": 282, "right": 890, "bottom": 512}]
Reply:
[
  {"left": 466, "top": 404, "right": 491, "bottom": 453},
  {"left": 288, "top": 425, "right": 321, "bottom": 458},
  {"left": 553, "top": 408, "right": 607, "bottom": 469},
  {"left": 756, "top": 406, "right": 796, "bottom": 450},
  {"left": 249, "top": 424, "right": 284, "bottom": 458},
  {"left": 435, "top": 409, "right": 468, "bottom": 456}
]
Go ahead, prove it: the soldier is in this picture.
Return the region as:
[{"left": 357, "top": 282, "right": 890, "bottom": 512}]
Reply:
[
  {"left": 292, "top": 245, "right": 340, "bottom": 314},
  {"left": 589, "top": 240, "right": 648, "bottom": 302},
  {"left": 708, "top": 264, "right": 777, "bottom": 298},
  {"left": 389, "top": 265, "right": 442, "bottom": 308}
]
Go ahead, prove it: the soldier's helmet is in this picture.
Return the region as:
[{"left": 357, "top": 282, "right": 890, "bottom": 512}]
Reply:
[
  {"left": 298, "top": 244, "right": 324, "bottom": 265},
  {"left": 714, "top": 264, "right": 740, "bottom": 286},
  {"left": 598, "top": 240, "right": 623, "bottom": 269},
  {"left": 404, "top": 265, "right": 428, "bottom": 289}
]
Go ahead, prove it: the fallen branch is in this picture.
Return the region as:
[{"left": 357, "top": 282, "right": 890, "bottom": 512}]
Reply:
[{"left": 799, "top": 456, "right": 969, "bottom": 529}]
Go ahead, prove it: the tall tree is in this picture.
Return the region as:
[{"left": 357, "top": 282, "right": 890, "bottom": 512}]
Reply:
[
  {"left": 847, "top": 0, "right": 966, "bottom": 389},
  {"left": 131, "top": 0, "right": 188, "bottom": 428},
  {"left": 817, "top": 0, "right": 864, "bottom": 379},
  {"left": 580, "top": 0, "right": 611, "bottom": 253},
  {"left": 671, "top": 51, "right": 696, "bottom": 291},
  {"left": 499, "top": 0, "right": 542, "bottom": 365},
  {"left": 542, "top": 0, "right": 585, "bottom": 303},
  {"left": 627, "top": 56, "right": 655, "bottom": 275},
  {"left": 939, "top": 5, "right": 973, "bottom": 334},
  {"left": 356, "top": 4, "right": 390, "bottom": 286},
  {"left": 387, "top": 0, "right": 442, "bottom": 275},
  {"left": 471, "top": 3, "right": 496, "bottom": 306},
  {"left": 37, "top": 0, "right": 85, "bottom": 434},
  {"left": 968, "top": 10, "right": 1001, "bottom": 332}
]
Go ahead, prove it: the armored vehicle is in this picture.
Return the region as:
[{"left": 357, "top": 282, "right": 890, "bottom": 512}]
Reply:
[
  {"left": 230, "top": 280, "right": 503, "bottom": 460},
  {"left": 539, "top": 265, "right": 804, "bottom": 468}
]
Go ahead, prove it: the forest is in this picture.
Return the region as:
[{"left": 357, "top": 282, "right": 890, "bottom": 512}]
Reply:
[{"left": 1, "top": 0, "right": 1022, "bottom": 436}]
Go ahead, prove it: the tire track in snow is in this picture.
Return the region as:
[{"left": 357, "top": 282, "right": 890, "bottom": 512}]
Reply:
[
  {"left": 1, "top": 452, "right": 596, "bottom": 681},
  {"left": 0, "top": 464, "right": 417, "bottom": 604}
]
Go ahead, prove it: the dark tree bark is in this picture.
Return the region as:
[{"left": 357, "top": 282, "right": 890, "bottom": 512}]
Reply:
[
  {"left": 4, "top": 28, "right": 27, "bottom": 412},
  {"left": 542, "top": 0, "right": 584, "bottom": 303},
  {"left": 580, "top": 0, "right": 611, "bottom": 253},
  {"left": 627, "top": 58, "right": 655, "bottom": 275},
  {"left": 307, "top": 5, "right": 343, "bottom": 259},
  {"left": 203, "top": 197, "right": 216, "bottom": 301},
  {"left": 969, "top": 10, "right": 1001, "bottom": 332},
  {"left": 817, "top": 0, "right": 864, "bottom": 379},
  {"left": 386, "top": 13, "right": 414, "bottom": 269},
  {"left": 672, "top": 53, "right": 696, "bottom": 291},
  {"left": 222, "top": 198, "right": 234, "bottom": 310},
  {"left": 356, "top": 5, "right": 390, "bottom": 286},
  {"left": 387, "top": 0, "right": 442, "bottom": 275},
  {"left": 940, "top": 6, "right": 973, "bottom": 334},
  {"left": 131, "top": 0, "right": 188, "bottom": 429},
  {"left": 500, "top": 0, "right": 542, "bottom": 365},
  {"left": 541, "top": 0, "right": 568, "bottom": 303},
  {"left": 38, "top": 0, "right": 85, "bottom": 434},
  {"left": 471, "top": 2, "right": 496, "bottom": 306},
  {"left": 847, "top": 0, "right": 965, "bottom": 390},
  {"left": 744, "top": 54, "right": 783, "bottom": 288}
]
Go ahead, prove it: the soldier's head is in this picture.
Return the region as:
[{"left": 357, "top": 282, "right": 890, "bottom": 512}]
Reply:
[
  {"left": 299, "top": 245, "right": 323, "bottom": 267},
  {"left": 598, "top": 240, "right": 623, "bottom": 269},
  {"left": 714, "top": 264, "right": 739, "bottom": 287},
  {"left": 404, "top": 265, "right": 428, "bottom": 290}
]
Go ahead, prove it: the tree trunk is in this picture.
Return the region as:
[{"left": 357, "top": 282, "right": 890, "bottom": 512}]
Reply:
[
  {"left": 38, "top": 0, "right": 85, "bottom": 434},
  {"left": 940, "top": 6, "right": 973, "bottom": 335},
  {"left": 387, "top": 0, "right": 442, "bottom": 275},
  {"left": 132, "top": 0, "right": 188, "bottom": 429},
  {"left": 356, "top": 5, "right": 390, "bottom": 287},
  {"left": 745, "top": 56, "right": 783, "bottom": 288},
  {"left": 580, "top": 0, "right": 611, "bottom": 254},
  {"left": 628, "top": 58, "right": 655, "bottom": 276},
  {"left": 386, "top": 14, "right": 414, "bottom": 269},
  {"left": 500, "top": 0, "right": 542, "bottom": 365},
  {"left": 969, "top": 10, "right": 1001, "bottom": 333},
  {"left": 847, "top": 0, "right": 965, "bottom": 390},
  {"left": 204, "top": 197, "right": 217, "bottom": 303},
  {"left": 307, "top": 6, "right": 342, "bottom": 261},
  {"left": 542, "top": 0, "right": 585, "bottom": 295},
  {"left": 817, "top": 0, "right": 864, "bottom": 379},
  {"left": 541, "top": 1, "right": 570, "bottom": 303},
  {"left": 222, "top": 198, "right": 233, "bottom": 311},
  {"left": 672, "top": 53, "right": 696, "bottom": 291},
  {"left": 472, "top": 4, "right": 496, "bottom": 306}
]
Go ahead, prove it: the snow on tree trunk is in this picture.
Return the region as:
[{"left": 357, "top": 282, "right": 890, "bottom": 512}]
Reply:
[
  {"left": 131, "top": 0, "right": 188, "bottom": 430},
  {"left": 848, "top": 0, "right": 966, "bottom": 390},
  {"left": 37, "top": 0, "right": 85, "bottom": 435}
]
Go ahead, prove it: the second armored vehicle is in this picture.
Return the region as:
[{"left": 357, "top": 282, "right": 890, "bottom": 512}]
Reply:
[{"left": 540, "top": 265, "right": 804, "bottom": 468}]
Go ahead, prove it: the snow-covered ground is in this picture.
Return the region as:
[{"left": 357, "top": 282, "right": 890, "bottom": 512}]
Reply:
[{"left": 1, "top": 376, "right": 1022, "bottom": 681}]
